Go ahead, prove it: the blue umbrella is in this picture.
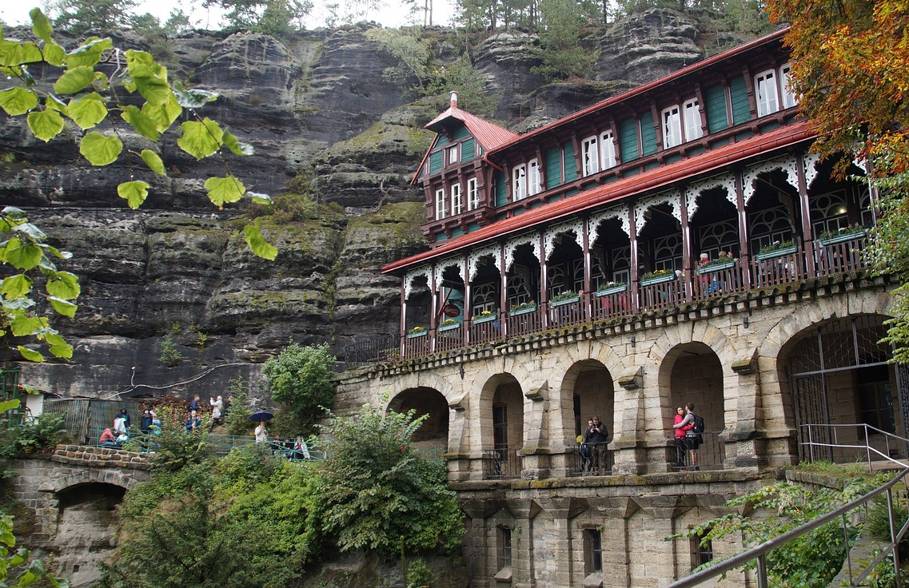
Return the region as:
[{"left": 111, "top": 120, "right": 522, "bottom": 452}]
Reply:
[{"left": 248, "top": 410, "right": 273, "bottom": 423}]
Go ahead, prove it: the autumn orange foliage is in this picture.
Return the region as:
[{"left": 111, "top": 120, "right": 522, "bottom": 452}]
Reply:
[{"left": 767, "top": 0, "right": 909, "bottom": 173}]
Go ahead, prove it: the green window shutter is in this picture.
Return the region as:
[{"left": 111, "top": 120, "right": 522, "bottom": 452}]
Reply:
[
  {"left": 544, "top": 146, "right": 562, "bottom": 189},
  {"left": 729, "top": 75, "right": 751, "bottom": 126},
  {"left": 494, "top": 171, "right": 506, "bottom": 207},
  {"left": 462, "top": 138, "right": 476, "bottom": 162},
  {"left": 429, "top": 150, "right": 443, "bottom": 174},
  {"left": 705, "top": 85, "right": 729, "bottom": 133},
  {"left": 640, "top": 111, "right": 656, "bottom": 155},
  {"left": 619, "top": 118, "right": 640, "bottom": 162},
  {"left": 563, "top": 143, "right": 577, "bottom": 182},
  {"left": 452, "top": 125, "right": 470, "bottom": 140},
  {"left": 435, "top": 134, "right": 449, "bottom": 147}
]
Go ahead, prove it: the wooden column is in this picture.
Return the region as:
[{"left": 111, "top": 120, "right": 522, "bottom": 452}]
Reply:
[
  {"left": 734, "top": 171, "right": 752, "bottom": 289},
  {"left": 572, "top": 133, "right": 583, "bottom": 178},
  {"left": 429, "top": 265, "right": 438, "bottom": 353},
  {"left": 399, "top": 275, "right": 407, "bottom": 356},
  {"left": 499, "top": 243, "right": 508, "bottom": 337},
  {"left": 651, "top": 102, "right": 663, "bottom": 151},
  {"left": 695, "top": 83, "right": 709, "bottom": 135},
  {"left": 582, "top": 218, "right": 592, "bottom": 319},
  {"left": 628, "top": 206, "right": 640, "bottom": 313},
  {"left": 743, "top": 66, "right": 757, "bottom": 119},
  {"left": 795, "top": 152, "right": 817, "bottom": 274},
  {"left": 539, "top": 232, "right": 548, "bottom": 329},
  {"left": 679, "top": 191, "right": 693, "bottom": 300},
  {"left": 463, "top": 255, "right": 471, "bottom": 346}
]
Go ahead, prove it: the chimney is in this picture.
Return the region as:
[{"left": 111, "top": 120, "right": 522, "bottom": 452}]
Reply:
[{"left": 450, "top": 91, "right": 458, "bottom": 109}]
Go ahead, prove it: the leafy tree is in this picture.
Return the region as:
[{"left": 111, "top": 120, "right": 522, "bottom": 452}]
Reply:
[
  {"left": 224, "top": 377, "right": 253, "bottom": 435},
  {"left": 164, "top": 8, "right": 194, "bottom": 34},
  {"left": 532, "top": 0, "right": 597, "bottom": 81},
  {"left": 763, "top": 0, "right": 909, "bottom": 361},
  {"left": 202, "top": 0, "right": 312, "bottom": 34},
  {"left": 263, "top": 343, "right": 335, "bottom": 434},
  {"left": 318, "top": 405, "right": 463, "bottom": 555},
  {"left": 46, "top": 0, "right": 137, "bottom": 34},
  {"left": 148, "top": 405, "right": 209, "bottom": 472},
  {"left": 0, "top": 8, "right": 277, "bottom": 361}
]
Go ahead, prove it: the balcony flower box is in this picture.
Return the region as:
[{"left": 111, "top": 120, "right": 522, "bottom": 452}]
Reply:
[
  {"left": 438, "top": 321, "right": 461, "bottom": 333},
  {"left": 550, "top": 293, "right": 580, "bottom": 307},
  {"left": 755, "top": 244, "right": 797, "bottom": 261},
  {"left": 640, "top": 272, "right": 676, "bottom": 287},
  {"left": 595, "top": 283, "right": 628, "bottom": 297},
  {"left": 819, "top": 229, "right": 866, "bottom": 246},
  {"left": 473, "top": 313, "right": 497, "bottom": 325},
  {"left": 406, "top": 327, "right": 428, "bottom": 339},
  {"left": 696, "top": 259, "right": 736, "bottom": 275},
  {"left": 508, "top": 303, "right": 537, "bottom": 317}
]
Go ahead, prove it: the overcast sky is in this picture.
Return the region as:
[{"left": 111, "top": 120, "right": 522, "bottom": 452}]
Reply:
[{"left": 2, "top": 0, "right": 459, "bottom": 30}]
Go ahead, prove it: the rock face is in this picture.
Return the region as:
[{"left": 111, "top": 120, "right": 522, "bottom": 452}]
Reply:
[{"left": 0, "top": 11, "right": 753, "bottom": 399}]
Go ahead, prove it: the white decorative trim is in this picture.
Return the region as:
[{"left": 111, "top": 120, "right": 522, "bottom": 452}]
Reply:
[
  {"left": 587, "top": 205, "right": 630, "bottom": 243},
  {"left": 684, "top": 173, "right": 737, "bottom": 219},
  {"left": 742, "top": 156, "right": 800, "bottom": 203},
  {"left": 433, "top": 256, "right": 465, "bottom": 286},
  {"left": 505, "top": 233, "right": 541, "bottom": 271},
  {"left": 468, "top": 245, "right": 499, "bottom": 282},
  {"left": 803, "top": 152, "right": 821, "bottom": 189},
  {"left": 634, "top": 190, "right": 682, "bottom": 235},
  {"left": 853, "top": 156, "right": 867, "bottom": 174},
  {"left": 404, "top": 265, "right": 432, "bottom": 299},
  {"left": 544, "top": 220, "right": 584, "bottom": 259}
]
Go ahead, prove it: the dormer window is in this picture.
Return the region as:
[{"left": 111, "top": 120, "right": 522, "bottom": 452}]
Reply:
[
  {"left": 581, "top": 135, "right": 599, "bottom": 176},
  {"left": 599, "top": 131, "right": 616, "bottom": 169},
  {"left": 451, "top": 182, "right": 462, "bottom": 215},
  {"left": 435, "top": 188, "right": 445, "bottom": 220},
  {"left": 683, "top": 98, "right": 703, "bottom": 141},
  {"left": 447, "top": 145, "right": 459, "bottom": 165},
  {"left": 512, "top": 164, "right": 527, "bottom": 200},
  {"left": 467, "top": 177, "right": 479, "bottom": 210},
  {"left": 755, "top": 69, "right": 780, "bottom": 117},
  {"left": 780, "top": 63, "right": 796, "bottom": 109},
  {"left": 528, "top": 159, "right": 542, "bottom": 196},
  {"left": 662, "top": 105, "right": 682, "bottom": 149}
]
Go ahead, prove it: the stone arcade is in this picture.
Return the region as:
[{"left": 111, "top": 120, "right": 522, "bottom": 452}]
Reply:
[{"left": 336, "top": 28, "right": 904, "bottom": 587}]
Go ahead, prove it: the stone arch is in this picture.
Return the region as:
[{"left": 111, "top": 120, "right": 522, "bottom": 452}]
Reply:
[
  {"left": 50, "top": 468, "right": 138, "bottom": 494},
  {"left": 557, "top": 359, "right": 615, "bottom": 448},
  {"left": 478, "top": 373, "right": 524, "bottom": 477},
  {"left": 387, "top": 387, "right": 449, "bottom": 452}
]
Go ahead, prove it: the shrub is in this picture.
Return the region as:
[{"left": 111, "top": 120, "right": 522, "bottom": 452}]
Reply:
[
  {"left": 149, "top": 406, "right": 208, "bottom": 472},
  {"left": 224, "top": 378, "right": 253, "bottom": 436},
  {"left": 407, "top": 559, "right": 434, "bottom": 588},
  {"left": 263, "top": 343, "right": 335, "bottom": 435},
  {"left": 14, "top": 413, "right": 67, "bottom": 454},
  {"left": 159, "top": 334, "right": 183, "bottom": 367}
]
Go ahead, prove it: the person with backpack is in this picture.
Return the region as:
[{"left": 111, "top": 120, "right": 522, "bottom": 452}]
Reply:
[{"left": 673, "top": 403, "right": 703, "bottom": 470}]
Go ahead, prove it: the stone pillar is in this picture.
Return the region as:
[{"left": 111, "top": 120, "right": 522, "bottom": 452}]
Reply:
[
  {"left": 635, "top": 496, "right": 683, "bottom": 585},
  {"left": 729, "top": 350, "right": 768, "bottom": 468},
  {"left": 591, "top": 497, "right": 638, "bottom": 588},
  {"left": 521, "top": 381, "right": 550, "bottom": 479},
  {"left": 612, "top": 367, "right": 647, "bottom": 474},
  {"left": 507, "top": 499, "right": 541, "bottom": 588},
  {"left": 535, "top": 497, "right": 588, "bottom": 587},
  {"left": 461, "top": 499, "right": 503, "bottom": 588},
  {"left": 446, "top": 393, "right": 474, "bottom": 481}
]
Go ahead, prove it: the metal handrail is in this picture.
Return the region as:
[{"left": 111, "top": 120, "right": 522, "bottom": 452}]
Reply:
[
  {"left": 801, "top": 422, "right": 909, "bottom": 471},
  {"left": 669, "top": 423, "right": 909, "bottom": 588}
]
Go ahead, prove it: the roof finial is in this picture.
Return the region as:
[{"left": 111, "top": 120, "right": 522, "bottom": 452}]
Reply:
[{"left": 450, "top": 91, "right": 458, "bottom": 109}]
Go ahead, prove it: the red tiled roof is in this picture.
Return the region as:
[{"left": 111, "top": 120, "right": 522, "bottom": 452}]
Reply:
[
  {"left": 425, "top": 106, "right": 519, "bottom": 151},
  {"left": 383, "top": 120, "right": 814, "bottom": 274},
  {"left": 486, "top": 27, "right": 790, "bottom": 157}
]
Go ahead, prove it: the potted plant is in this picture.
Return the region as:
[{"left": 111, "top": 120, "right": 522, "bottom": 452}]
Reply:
[
  {"left": 755, "top": 240, "right": 797, "bottom": 261},
  {"left": 696, "top": 253, "right": 737, "bottom": 275},
  {"left": 595, "top": 281, "right": 628, "bottom": 296},
  {"left": 550, "top": 290, "right": 580, "bottom": 307},
  {"left": 438, "top": 317, "right": 461, "bottom": 332},
  {"left": 508, "top": 301, "right": 537, "bottom": 316},
  {"left": 818, "top": 225, "right": 866, "bottom": 246},
  {"left": 639, "top": 268, "right": 677, "bottom": 286},
  {"left": 406, "top": 325, "right": 428, "bottom": 338},
  {"left": 473, "top": 309, "right": 497, "bottom": 324}
]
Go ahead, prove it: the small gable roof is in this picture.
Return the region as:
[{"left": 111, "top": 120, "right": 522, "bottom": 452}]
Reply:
[{"left": 425, "top": 106, "right": 518, "bottom": 151}]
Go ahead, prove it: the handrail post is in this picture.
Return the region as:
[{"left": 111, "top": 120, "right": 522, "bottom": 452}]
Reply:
[
  {"left": 887, "top": 488, "right": 902, "bottom": 586},
  {"left": 865, "top": 425, "right": 873, "bottom": 473},
  {"left": 841, "top": 513, "right": 853, "bottom": 585},
  {"left": 756, "top": 554, "right": 769, "bottom": 588},
  {"left": 808, "top": 424, "right": 815, "bottom": 462}
]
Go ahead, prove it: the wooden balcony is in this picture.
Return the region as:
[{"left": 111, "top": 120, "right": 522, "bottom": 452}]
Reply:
[{"left": 396, "top": 233, "right": 871, "bottom": 361}]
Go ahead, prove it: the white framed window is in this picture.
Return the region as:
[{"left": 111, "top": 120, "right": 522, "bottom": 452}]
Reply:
[
  {"left": 599, "top": 131, "right": 616, "bottom": 169},
  {"left": 581, "top": 135, "right": 599, "bottom": 176},
  {"left": 683, "top": 98, "right": 703, "bottom": 141},
  {"left": 466, "top": 177, "right": 479, "bottom": 211},
  {"left": 434, "top": 188, "right": 445, "bottom": 220},
  {"left": 755, "top": 69, "right": 779, "bottom": 117},
  {"left": 528, "top": 158, "right": 542, "bottom": 195},
  {"left": 446, "top": 145, "right": 459, "bottom": 165},
  {"left": 779, "top": 63, "right": 796, "bottom": 109},
  {"left": 512, "top": 164, "right": 527, "bottom": 201},
  {"left": 450, "top": 183, "right": 462, "bottom": 216},
  {"left": 662, "top": 105, "right": 682, "bottom": 148}
]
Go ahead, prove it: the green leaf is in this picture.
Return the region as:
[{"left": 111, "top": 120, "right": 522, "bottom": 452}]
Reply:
[
  {"left": 65, "top": 37, "right": 112, "bottom": 68},
  {"left": 243, "top": 223, "right": 278, "bottom": 261},
  {"left": 117, "top": 180, "right": 150, "bottom": 209},
  {"left": 178, "top": 118, "right": 224, "bottom": 160},
  {"left": 46, "top": 271, "right": 80, "bottom": 300},
  {"left": 141, "top": 93, "right": 182, "bottom": 133},
  {"left": 16, "top": 346, "right": 44, "bottom": 363},
  {"left": 43, "top": 41, "right": 65, "bottom": 67},
  {"left": 3, "top": 237, "right": 42, "bottom": 270},
  {"left": 125, "top": 50, "right": 171, "bottom": 105},
  {"left": 66, "top": 92, "right": 107, "bottom": 129},
  {"left": 0, "top": 87, "right": 38, "bottom": 116},
  {"left": 120, "top": 105, "right": 160, "bottom": 140},
  {"left": 140, "top": 149, "right": 166, "bottom": 176},
  {"left": 0, "top": 399, "right": 21, "bottom": 414},
  {"left": 248, "top": 192, "right": 272, "bottom": 205},
  {"left": 172, "top": 83, "right": 219, "bottom": 109},
  {"left": 53, "top": 65, "right": 95, "bottom": 95},
  {"left": 26, "top": 108, "right": 64, "bottom": 142},
  {"left": 0, "top": 274, "right": 31, "bottom": 299},
  {"left": 205, "top": 175, "right": 245, "bottom": 207},
  {"left": 79, "top": 132, "right": 122, "bottom": 166},
  {"left": 11, "top": 316, "right": 42, "bottom": 337},
  {"left": 0, "top": 40, "right": 43, "bottom": 66},
  {"left": 223, "top": 131, "right": 254, "bottom": 156},
  {"left": 44, "top": 333, "right": 73, "bottom": 359},
  {"left": 29, "top": 8, "right": 53, "bottom": 43},
  {"left": 48, "top": 297, "right": 77, "bottom": 318}
]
